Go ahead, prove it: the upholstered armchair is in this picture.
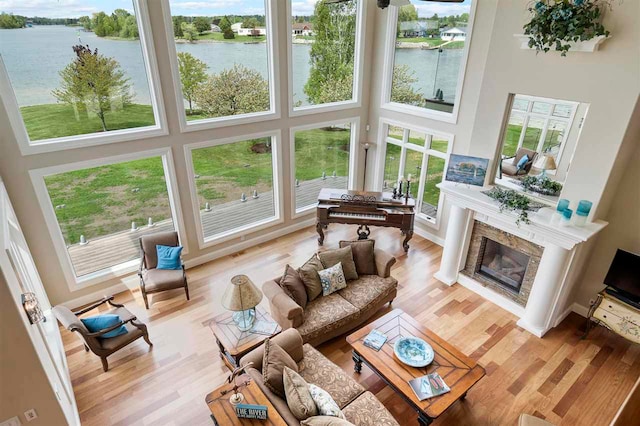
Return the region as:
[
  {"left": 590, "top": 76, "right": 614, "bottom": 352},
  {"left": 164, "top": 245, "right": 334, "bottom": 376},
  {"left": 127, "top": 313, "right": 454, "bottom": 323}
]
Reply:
[
  {"left": 138, "top": 231, "right": 189, "bottom": 309},
  {"left": 501, "top": 148, "right": 538, "bottom": 177},
  {"left": 52, "top": 296, "right": 152, "bottom": 372}
]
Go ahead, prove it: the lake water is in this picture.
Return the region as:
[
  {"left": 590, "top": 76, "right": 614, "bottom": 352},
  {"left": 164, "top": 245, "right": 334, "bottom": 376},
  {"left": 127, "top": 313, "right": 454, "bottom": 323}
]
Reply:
[{"left": 0, "top": 25, "right": 462, "bottom": 108}]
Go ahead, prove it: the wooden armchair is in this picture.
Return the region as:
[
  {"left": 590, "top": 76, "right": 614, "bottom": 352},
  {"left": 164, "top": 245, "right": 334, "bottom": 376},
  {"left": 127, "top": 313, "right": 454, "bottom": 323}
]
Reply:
[
  {"left": 52, "top": 296, "right": 152, "bottom": 372},
  {"left": 138, "top": 231, "right": 189, "bottom": 309}
]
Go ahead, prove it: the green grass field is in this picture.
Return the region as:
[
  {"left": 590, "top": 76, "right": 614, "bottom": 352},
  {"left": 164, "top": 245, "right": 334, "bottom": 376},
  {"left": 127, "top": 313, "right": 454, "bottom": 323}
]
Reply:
[
  {"left": 397, "top": 37, "right": 446, "bottom": 46},
  {"left": 181, "top": 32, "right": 266, "bottom": 43}
]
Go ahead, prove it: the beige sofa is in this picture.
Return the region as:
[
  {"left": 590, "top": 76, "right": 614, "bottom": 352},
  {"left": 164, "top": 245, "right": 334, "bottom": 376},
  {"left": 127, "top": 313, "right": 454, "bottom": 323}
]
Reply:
[
  {"left": 263, "top": 248, "right": 398, "bottom": 346},
  {"left": 240, "top": 329, "right": 399, "bottom": 426}
]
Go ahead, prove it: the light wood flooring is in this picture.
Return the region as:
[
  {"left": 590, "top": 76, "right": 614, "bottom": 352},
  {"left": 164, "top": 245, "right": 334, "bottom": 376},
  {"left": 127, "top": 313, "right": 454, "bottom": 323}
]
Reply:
[{"left": 60, "top": 224, "right": 640, "bottom": 426}]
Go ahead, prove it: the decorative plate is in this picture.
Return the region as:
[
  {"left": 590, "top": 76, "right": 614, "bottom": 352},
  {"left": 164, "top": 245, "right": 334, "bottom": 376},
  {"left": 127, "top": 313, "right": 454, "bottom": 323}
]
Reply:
[{"left": 393, "top": 336, "right": 434, "bottom": 367}]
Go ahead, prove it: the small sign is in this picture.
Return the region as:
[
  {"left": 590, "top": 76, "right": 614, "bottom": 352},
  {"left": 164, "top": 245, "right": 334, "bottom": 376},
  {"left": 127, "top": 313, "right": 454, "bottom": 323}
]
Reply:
[{"left": 235, "top": 404, "right": 268, "bottom": 420}]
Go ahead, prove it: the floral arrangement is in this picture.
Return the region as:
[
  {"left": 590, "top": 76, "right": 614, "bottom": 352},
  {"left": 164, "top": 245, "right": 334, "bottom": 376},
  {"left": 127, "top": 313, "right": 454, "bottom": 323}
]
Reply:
[
  {"left": 520, "top": 175, "right": 563, "bottom": 195},
  {"left": 486, "top": 187, "right": 533, "bottom": 225},
  {"left": 523, "top": 0, "right": 611, "bottom": 56}
]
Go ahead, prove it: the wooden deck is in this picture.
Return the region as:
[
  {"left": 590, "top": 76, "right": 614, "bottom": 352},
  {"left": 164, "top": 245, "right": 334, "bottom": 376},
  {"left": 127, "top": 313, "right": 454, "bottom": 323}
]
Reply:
[{"left": 68, "top": 176, "right": 348, "bottom": 276}]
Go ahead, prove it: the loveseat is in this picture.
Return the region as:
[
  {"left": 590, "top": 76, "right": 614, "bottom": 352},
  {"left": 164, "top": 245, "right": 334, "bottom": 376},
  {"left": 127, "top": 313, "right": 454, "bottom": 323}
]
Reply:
[
  {"left": 263, "top": 244, "right": 398, "bottom": 347},
  {"left": 240, "top": 328, "right": 399, "bottom": 426}
]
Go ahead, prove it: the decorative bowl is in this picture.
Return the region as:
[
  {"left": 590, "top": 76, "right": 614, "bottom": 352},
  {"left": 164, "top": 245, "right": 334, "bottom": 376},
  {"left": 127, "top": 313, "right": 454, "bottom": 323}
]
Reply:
[{"left": 393, "top": 336, "right": 434, "bottom": 367}]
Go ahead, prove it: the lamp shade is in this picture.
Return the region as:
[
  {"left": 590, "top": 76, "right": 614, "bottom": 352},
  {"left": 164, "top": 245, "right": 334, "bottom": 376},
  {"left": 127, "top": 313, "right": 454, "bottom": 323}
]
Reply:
[
  {"left": 222, "top": 275, "right": 263, "bottom": 312},
  {"left": 533, "top": 154, "right": 557, "bottom": 171}
]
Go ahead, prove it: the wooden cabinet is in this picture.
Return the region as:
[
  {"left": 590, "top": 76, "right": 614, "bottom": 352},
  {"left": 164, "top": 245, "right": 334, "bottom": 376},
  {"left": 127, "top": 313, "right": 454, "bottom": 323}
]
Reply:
[{"left": 586, "top": 291, "right": 640, "bottom": 344}]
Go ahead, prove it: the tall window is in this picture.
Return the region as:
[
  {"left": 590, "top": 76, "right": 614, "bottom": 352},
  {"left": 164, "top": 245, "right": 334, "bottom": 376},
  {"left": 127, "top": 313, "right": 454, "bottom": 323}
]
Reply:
[
  {"left": 188, "top": 135, "right": 279, "bottom": 243},
  {"left": 166, "top": 0, "right": 274, "bottom": 126},
  {"left": 293, "top": 122, "right": 353, "bottom": 213},
  {"left": 289, "top": 0, "right": 361, "bottom": 111},
  {"left": 381, "top": 123, "right": 451, "bottom": 223},
  {"left": 385, "top": 0, "right": 473, "bottom": 117},
  {"left": 500, "top": 95, "right": 578, "bottom": 164},
  {"left": 0, "top": 1, "right": 163, "bottom": 150},
  {"left": 38, "top": 155, "right": 177, "bottom": 279}
]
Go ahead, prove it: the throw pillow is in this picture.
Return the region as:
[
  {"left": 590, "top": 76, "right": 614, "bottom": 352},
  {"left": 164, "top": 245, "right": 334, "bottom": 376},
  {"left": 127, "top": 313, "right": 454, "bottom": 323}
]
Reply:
[
  {"left": 516, "top": 154, "right": 529, "bottom": 170},
  {"left": 298, "top": 254, "right": 324, "bottom": 302},
  {"left": 307, "top": 384, "right": 345, "bottom": 419},
  {"left": 301, "top": 417, "right": 355, "bottom": 426},
  {"left": 339, "top": 240, "right": 376, "bottom": 275},
  {"left": 283, "top": 366, "right": 318, "bottom": 420},
  {"left": 280, "top": 265, "right": 308, "bottom": 308},
  {"left": 156, "top": 245, "right": 183, "bottom": 270},
  {"left": 318, "top": 246, "right": 358, "bottom": 281},
  {"left": 80, "top": 314, "right": 127, "bottom": 339},
  {"left": 317, "top": 263, "right": 347, "bottom": 296},
  {"left": 262, "top": 339, "right": 298, "bottom": 398}
]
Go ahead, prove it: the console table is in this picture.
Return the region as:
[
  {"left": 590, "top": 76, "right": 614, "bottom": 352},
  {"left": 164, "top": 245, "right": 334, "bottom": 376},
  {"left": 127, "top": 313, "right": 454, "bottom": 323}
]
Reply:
[{"left": 584, "top": 290, "right": 640, "bottom": 344}]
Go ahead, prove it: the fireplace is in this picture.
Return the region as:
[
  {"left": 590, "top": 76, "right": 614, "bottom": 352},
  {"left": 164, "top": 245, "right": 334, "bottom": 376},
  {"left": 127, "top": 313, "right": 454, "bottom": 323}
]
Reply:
[
  {"left": 477, "top": 238, "right": 530, "bottom": 294},
  {"left": 462, "top": 221, "right": 543, "bottom": 307}
]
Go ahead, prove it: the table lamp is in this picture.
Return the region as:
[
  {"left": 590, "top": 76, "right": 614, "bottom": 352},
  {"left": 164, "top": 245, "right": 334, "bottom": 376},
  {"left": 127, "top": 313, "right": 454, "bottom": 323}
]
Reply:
[
  {"left": 533, "top": 154, "right": 557, "bottom": 178},
  {"left": 222, "top": 275, "right": 263, "bottom": 332}
]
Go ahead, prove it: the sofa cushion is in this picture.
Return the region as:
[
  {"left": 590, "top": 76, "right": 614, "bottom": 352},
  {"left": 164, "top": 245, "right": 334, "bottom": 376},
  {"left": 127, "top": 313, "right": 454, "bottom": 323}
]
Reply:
[
  {"left": 284, "top": 366, "right": 318, "bottom": 420},
  {"left": 263, "top": 339, "right": 298, "bottom": 398},
  {"left": 339, "top": 240, "right": 376, "bottom": 275},
  {"left": 318, "top": 246, "right": 358, "bottom": 281},
  {"left": 308, "top": 384, "right": 345, "bottom": 418},
  {"left": 302, "top": 416, "right": 356, "bottom": 426},
  {"left": 281, "top": 264, "right": 308, "bottom": 308},
  {"left": 318, "top": 263, "right": 347, "bottom": 296},
  {"left": 141, "top": 268, "right": 184, "bottom": 292},
  {"left": 338, "top": 275, "right": 398, "bottom": 310},
  {"left": 299, "top": 344, "right": 364, "bottom": 409},
  {"left": 299, "top": 254, "right": 325, "bottom": 302},
  {"left": 297, "top": 294, "right": 359, "bottom": 345},
  {"left": 342, "top": 391, "right": 400, "bottom": 426},
  {"left": 247, "top": 367, "right": 300, "bottom": 426}
]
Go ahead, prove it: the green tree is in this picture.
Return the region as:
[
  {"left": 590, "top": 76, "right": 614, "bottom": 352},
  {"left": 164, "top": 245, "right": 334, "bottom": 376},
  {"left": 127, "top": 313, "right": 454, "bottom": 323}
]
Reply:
[
  {"left": 177, "top": 52, "right": 208, "bottom": 114},
  {"left": 181, "top": 22, "right": 198, "bottom": 42},
  {"left": 0, "top": 12, "right": 25, "bottom": 29},
  {"left": 78, "top": 15, "right": 92, "bottom": 31},
  {"left": 223, "top": 27, "right": 235, "bottom": 39},
  {"left": 193, "top": 16, "right": 211, "bottom": 34},
  {"left": 173, "top": 16, "right": 185, "bottom": 37},
  {"left": 304, "top": 0, "right": 356, "bottom": 104},
  {"left": 119, "top": 15, "right": 138, "bottom": 38},
  {"left": 193, "top": 64, "right": 269, "bottom": 117},
  {"left": 390, "top": 65, "right": 423, "bottom": 107},
  {"left": 52, "top": 45, "right": 133, "bottom": 132},
  {"left": 242, "top": 17, "right": 259, "bottom": 29},
  {"left": 398, "top": 4, "right": 418, "bottom": 22},
  {"left": 219, "top": 16, "right": 232, "bottom": 32},
  {"left": 447, "top": 15, "right": 456, "bottom": 27}
]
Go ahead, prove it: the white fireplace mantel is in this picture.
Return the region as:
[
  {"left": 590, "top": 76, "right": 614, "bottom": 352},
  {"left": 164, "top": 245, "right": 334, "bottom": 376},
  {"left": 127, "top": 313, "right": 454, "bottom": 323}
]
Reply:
[{"left": 434, "top": 182, "right": 608, "bottom": 337}]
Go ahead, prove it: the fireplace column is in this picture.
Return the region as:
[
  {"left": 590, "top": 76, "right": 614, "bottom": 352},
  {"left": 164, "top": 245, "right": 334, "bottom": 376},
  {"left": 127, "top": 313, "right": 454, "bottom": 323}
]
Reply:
[
  {"left": 517, "top": 244, "right": 571, "bottom": 337},
  {"left": 435, "top": 204, "right": 471, "bottom": 286}
]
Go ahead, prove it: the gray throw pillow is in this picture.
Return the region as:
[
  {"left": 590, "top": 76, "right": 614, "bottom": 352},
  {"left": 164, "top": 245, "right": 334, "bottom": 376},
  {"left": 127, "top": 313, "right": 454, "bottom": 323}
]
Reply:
[
  {"left": 283, "top": 366, "right": 318, "bottom": 420},
  {"left": 280, "top": 264, "right": 308, "bottom": 308},
  {"left": 298, "top": 254, "right": 324, "bottom": 301},
  {"left": 339, "top": 240, "right": 376, "bottom": 275},
  {"left": 318, "top": 246, "right": 358, "bottom": 281}
]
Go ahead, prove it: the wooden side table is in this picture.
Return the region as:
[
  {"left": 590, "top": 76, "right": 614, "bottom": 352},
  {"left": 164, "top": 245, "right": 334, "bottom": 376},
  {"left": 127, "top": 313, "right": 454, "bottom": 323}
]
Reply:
[
  {"left": 584, "top": 290, "right": 640, "bottom": 344},
  {"left": 205, "top": 375, "right": 287, "bottom": 426},
  {"left": 209, "top": 307, "right": 282, "bottom": 370}
]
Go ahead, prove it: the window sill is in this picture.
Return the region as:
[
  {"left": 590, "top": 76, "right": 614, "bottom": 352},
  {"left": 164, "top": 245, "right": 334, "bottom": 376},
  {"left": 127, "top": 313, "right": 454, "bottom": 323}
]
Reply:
[
  {"left": 180, "top": 109, "right": 280, "bottom": 133},
  {"left": 198, "top": 215, "right": 284, "bottom": 249},
  {"left": 289, "top": 99, "right": 361, "bottom": 118},
  {"left": 381, "top": 101, "right": 458, "bottom": 124},
  {"left": 70, "top": 259, "right": 140, "bottom": 290}
]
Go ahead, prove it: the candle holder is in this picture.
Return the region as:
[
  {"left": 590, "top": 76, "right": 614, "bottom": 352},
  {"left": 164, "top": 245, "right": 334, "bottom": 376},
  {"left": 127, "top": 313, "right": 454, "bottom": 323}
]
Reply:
[{"left": 405, "top": 180, "right": 411, "bottom": 203}]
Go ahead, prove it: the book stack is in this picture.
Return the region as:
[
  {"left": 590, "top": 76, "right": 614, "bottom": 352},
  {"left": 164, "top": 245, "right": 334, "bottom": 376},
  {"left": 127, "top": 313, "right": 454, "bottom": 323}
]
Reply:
[
  {"left": 408, "top": 373, "right": 450, "bottom": 401},
  {"left": 363, "top": 329, "right": 387, "bottom": 351}
]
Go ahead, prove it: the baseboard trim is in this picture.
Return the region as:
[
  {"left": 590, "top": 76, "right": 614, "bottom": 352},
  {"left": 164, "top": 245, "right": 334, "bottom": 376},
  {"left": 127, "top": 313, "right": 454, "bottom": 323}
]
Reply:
[
  {"left": 61, "top": 283, "right": 132, "bottom": 310},
  {"left": 183, "top": 218, "right": 316, "bottom": 269},
  {"left": 571, "top": 302, "right": 589, "bottom": 318},
  {"left": 414, "top": 225, "right": 445, "bottom": 247}
]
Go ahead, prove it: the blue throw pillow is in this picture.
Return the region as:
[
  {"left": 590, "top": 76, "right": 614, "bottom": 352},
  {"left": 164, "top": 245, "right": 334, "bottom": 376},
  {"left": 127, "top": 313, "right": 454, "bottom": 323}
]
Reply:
[
  {"left": 81, "top": 314, "right": 127, "bottom": 339},
  {"left": 516, "top": 154, "right": 529, "bottom": 170},
  {"left": 156, "top": 245, "right": 183, "bottom": 270}
]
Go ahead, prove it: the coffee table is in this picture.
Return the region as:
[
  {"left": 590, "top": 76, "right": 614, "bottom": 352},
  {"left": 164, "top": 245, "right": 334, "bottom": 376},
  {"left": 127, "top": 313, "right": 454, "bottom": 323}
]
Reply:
[
  {"left": 210, "top": 307, "right": 282, "bottom": 370},
  {"left": 346, "top": 309, "right": 485, "bottom": 425}
]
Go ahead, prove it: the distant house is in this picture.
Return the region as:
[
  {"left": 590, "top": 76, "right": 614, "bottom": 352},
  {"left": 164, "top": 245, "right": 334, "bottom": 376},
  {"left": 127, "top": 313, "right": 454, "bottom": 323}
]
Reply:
[
  {"left": 210, "top": 24, "right": 221, "bottom": 32},
  {"left": 398, "top": 21, "right": 438, "bottom": 38},
  {"left": 230, "top": 22, "right": 267, "bottom": 36},
  {"left": 292, "top": 22, "right": 314, "bottom": 36},
  {"left": 440, "top": 27, "right": 467, "bottom": 41},
  {"left": 231, "top": 22, "right": 243, "bottom": 33}
]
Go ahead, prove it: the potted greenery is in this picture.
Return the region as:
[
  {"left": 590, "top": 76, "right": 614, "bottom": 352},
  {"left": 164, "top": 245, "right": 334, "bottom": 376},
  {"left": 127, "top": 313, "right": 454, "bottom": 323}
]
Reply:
[
  {"left": 485, "top": 187, "right": 533, "bottom": 225},
  {"left": 522, "top": 0, "right": 611, "bottom": 56},
  {"left": 520, "top": 175, "right": 563, "bottom": 196}
]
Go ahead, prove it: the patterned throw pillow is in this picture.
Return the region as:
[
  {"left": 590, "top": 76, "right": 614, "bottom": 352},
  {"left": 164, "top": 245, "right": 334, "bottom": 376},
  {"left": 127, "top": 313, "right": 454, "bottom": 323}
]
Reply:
[
  {"left": 307, "top": 384, "right": 345, "bottom": 419},
  {"left": 317, "top": 263, "right": 347, "bottom": 296}
]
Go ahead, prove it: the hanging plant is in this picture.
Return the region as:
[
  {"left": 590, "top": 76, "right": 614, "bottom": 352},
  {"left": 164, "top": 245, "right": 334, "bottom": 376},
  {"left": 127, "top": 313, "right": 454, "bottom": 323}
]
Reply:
[
  {"left": 523, "top": 0, "right": 611, "bottom": 56},
  {"left": 520, "top": 175, "right": 563, "bottom": 196},
  {"left": 485, "top": 187, "right": 533, "bottom": 225}
]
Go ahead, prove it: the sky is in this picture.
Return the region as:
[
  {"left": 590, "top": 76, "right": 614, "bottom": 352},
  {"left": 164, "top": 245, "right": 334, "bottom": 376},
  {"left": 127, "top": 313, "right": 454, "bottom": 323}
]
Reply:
[{"left": 0, "top": 0, "right": 471, "bottom": 19}]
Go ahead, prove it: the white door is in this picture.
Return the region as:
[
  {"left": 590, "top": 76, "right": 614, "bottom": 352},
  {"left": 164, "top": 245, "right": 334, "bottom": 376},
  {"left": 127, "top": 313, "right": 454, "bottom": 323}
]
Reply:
[{"left": 0, "top": 181, "right": 80, "bottom": 425}]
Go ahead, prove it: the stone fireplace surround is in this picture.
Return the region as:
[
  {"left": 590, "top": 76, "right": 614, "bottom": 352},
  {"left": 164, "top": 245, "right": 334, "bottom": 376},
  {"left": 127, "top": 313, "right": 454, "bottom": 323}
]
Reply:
[{"left": 434, "top": 182, "right": 607, "bottom": 337}]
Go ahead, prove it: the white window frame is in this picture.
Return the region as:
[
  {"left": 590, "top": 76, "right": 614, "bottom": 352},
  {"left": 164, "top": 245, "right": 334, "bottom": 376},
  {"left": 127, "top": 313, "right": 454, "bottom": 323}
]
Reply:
[
  {"left": 374, "top": 119, "right": 453, "bottom": 228},
  {"left": 161, "top": 0, "right": 280, "bottom": 133},
  {"left": 379, "top": 1, "right": 477, "bottom": 124},
  {"left": 184, "top": 130, "right": 284, "bottom": 249},
  {"left": 0, "top": 0, "right": 168, "bottom": 156},
  {"left": 286, "top": 0, "right": 366, "bottom": 117},
  {"left": 28, "top": 148, "right": 187, "bottom": 290},
  {"left": 290, "top": 117, "right": 360, "bottom": 219},
  {"left": 503, "top": 94, "right": 579, "bottom": 174}
]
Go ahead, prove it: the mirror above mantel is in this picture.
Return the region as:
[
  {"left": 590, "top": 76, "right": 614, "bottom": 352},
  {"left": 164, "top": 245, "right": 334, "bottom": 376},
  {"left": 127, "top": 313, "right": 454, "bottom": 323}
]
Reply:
[{"left": 493, "top": 93, "right": 590, "bottom": 207}]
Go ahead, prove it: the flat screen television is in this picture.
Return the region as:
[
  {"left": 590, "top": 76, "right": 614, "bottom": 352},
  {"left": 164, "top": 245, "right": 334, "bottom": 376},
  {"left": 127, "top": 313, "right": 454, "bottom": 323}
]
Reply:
[{"left": 604, "top": 249, "right": 640, "bottom": 304}]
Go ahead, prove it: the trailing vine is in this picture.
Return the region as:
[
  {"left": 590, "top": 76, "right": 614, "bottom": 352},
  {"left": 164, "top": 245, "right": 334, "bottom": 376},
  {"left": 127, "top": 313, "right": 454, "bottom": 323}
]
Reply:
[
  {"left": 520, "top": 175, "right": 563, "bottom": 195},
  {"left": 486, "top": 187, "right": 532, "bottom": 225}
]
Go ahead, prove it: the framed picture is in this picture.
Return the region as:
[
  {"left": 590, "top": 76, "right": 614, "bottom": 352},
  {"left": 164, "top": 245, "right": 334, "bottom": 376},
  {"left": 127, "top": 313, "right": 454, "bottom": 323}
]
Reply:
[{"left": 445, "top": 155, "right": 489, "bottom": 187}]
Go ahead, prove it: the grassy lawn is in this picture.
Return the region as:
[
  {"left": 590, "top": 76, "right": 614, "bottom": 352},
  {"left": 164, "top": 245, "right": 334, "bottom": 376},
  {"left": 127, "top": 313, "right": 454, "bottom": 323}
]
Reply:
[
  {"left": 442, "top": 41, "right": 465, "bottom": 49},
  {"left": 294, "top": 127, "right": 351, "bottom": 181},
  {"left": 397, "top": 37, "right": 445, "bottom": 46},
  {"left": 501, "top": 124, "right": 544, "bottom": 158},
  {"left": 185, "top": 32, "right": 266, "bottom": 43},
  {"left": 21, "top": 103, "right": 155, "bottom": 141}
]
